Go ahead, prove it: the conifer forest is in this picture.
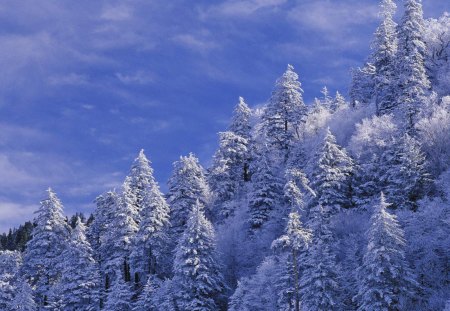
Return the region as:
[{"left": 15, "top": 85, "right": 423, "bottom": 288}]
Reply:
[{"left": 1, "top": 0, "right": 450, "bottom": 310}]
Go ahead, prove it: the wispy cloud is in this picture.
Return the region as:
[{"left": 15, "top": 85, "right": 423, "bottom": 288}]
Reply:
[
  {"left": 116, "top": 70, "right": 154, "bottom": 85},
  {"left": 202, "top": 0, "right": 287, "bottom": 18}
]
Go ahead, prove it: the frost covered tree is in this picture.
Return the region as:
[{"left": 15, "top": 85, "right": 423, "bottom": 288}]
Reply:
[
  {"left": 396, "top": 0, "right": 431, "bottom": 131},
  {"left": 331, "top": 91, "right": 347, "bottom": 112},
  {"left": 167, "top": 153, "right": 210, "bottom": 239},
  {"left": 272, "top": 211, "right": 312, "bottom": 311},
  {"left": 58, "top": 218, "right": 100, "bottom": 310},
  {"left": 248, "top": 150, "right": 285, "bottom": 229},
  {"left": 21, "top": 189, "right": 71, "bottom": 308},
  {"left": 262, "top": 64, "right": 307, "bottom": 158},
  {"left": 172, "top": 201, "right": 225, "bottom": 311},
  {"left": 0, "top": 250, "right": 22, "bottom": 309},
  {"left": 355, "top": 193, "right": 417, "bottom": 310},
  {"left": 209, "top": 131, "right": 249, "bottom": 221},
  {"left": 99, "top": 191, "right": 137, "bottom": 285},
  {"left": 133, "top": 276, "right": 159, "bottom": 311},
  {"left": 371, "top": 0, "right": 398, "bottom": 115},
  {"left": 104, "top": 272, "right": 133, "bottom": 311},
  {"left": 9, "top": 277, "right": 36, "bottom": 311},
  {"left": 300, "top": 205, "right": 341, "bottom": 311},
  {"left": 310, "top": 128, "right": 354, "bottom": 212},
  {"left": 130, "top": 177, "right": 170, "bottom": 284},
  {"left": 229, "top": 96, "right": 252, "bottom": 140},
  {"left": 350, "top": 63, "right": 375, "bottom": 108}
]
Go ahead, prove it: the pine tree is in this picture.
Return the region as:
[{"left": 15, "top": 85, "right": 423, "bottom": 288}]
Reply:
[
  {"left": 349, "top": 63, "right": 376, "bottom": 108},
  {"left": 396, "top": 0, "right": 431, "bottom": 132},
  {"left": 167, "top": 153, "right": 211, "bottom": 238},
  {"left": 133, "top": 276, "right": 159, "bottom": 311},
  {"left": 272, "top": 211, "right": 312, "bottom": 311},
  {"left": 372, "top": 0, "right": 398, "bottom": 115},
  {"left": 301, "top": 205, "right": 341, "bottom": 311},
  {"left": 331, "top": 91, "right": 348, "bottom": 112},
  {"left": 9, "top": 278, "right": 36, "bottom": 311},
  {"left": 310, "top": 128, "right": 354, "bottom": 212},
  {"left": 104, "top": 273, "right": 133, "bottom": 311},
  {"left": 262, "top": 64, "right": 307, "bottom": 158},
  {"left": 58, "top": 218, "right": 100, "bottom": 310},
  {"left": 209, "top": 131, "right": 249, "bottom": 221},
  {"left": 21, "top": 189, "right": 71, "bottom": 308},
  {"left": 130, "top": 178, "right": 170, "bottom": 284},
  {"left": 248, "top": 150, "right": 284, "bottom": 229},
  {"left": 229, "top": 96, "right": 252, "bottom": 140},
  {"left": 355, "top": 193, "right": 417, "bottom": 310},
  {"left": 172, "top": 201, "right": 225, "bottom": 311},
  {"left": 0, "top": 250, "right": 22, "bottom": 309}
]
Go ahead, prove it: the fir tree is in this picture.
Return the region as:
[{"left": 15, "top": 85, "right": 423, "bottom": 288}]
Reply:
[
  {"left": 349, "top": 63, "right": 376, "bottom": 108},
  {"left": 104, "top": 273, "right": 133, "bottom": 311},
  {"left": 262, "top": 64, "right": 307, "bottom": 158},
  {"left": 355, "top": 193, "right": 417, "bottom": 310},
  {"left": 372, "top": 0, "right": 398, "bottom": 115},
  {"left": 21, "top": 189, "right": 71, "bottom": 308},
  {"left": 301, "top": 205, "right": 341, "bottom": 311},
  {"left": 167, "top": 153, "right": 211, "bottom": 239},
  {"left": 310, "top": 128, "right": 354, "bottom": 212},
  {"left": 58, "top": 218, "right": 100, "bottom": 310},
  {"left": 396, "top": 0, "right": 431, "bottom": 132},
  {"left": 133, "top": 276, "right": 159, "bottom": 311},
  {"left": 172, "top": 201, "right": 225, "bottom": 311},
  {"left": 0, "top": 250, "right": 22, "bottom": 310},
  {"left": 9, "top": 278, "right": 36, "bottom": 311},
  {"left": 229, "top": 96, "right": 252, "bottom": 140}
]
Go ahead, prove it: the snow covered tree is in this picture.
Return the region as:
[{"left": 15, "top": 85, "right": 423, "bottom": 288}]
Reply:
[
  {"left": 0, "top": 250, "right": 22, "bottom": 309},
  {"left": 350, "top": 63, "right": 375, "bottom": 108},
  {"left": 372, "top": 0, "right": 398, "bottom": 115},
  {"left": 21, "top": 189, "right": 71, "bottom": 308},
  {"left": 130, "top": 178, "right": 170, "bottom": 284},
  {"left": 229, "top": 96, "right": 252, "bottom": 140},
  {"left": 172, "top": 200, "right": 225, "bottom": 311},
  {"left": 248, "top": 150, "right": 285, "bottom": 229},
  {"left": 133, "top": 276, "right": 159, "bottom": 311},
  {"left": 262, "top": 64, "right": 307, "bottom": 158},
  {"left": 167, "top": 153, "right": 211, "bottom": 239},
  {"left": 99, "top": 191, "right": 137, "bottom": 285},
  {"left": 331, "top": 91, "right": 347, "bottom": 112},
  {"left": 209, "top": 131, "right": 249, "bottom": 221},
  {"left": 9, "top": 277, "right": 36, "bottom": 311},
  {"left": 272, "top": 211, "right": 312, "bottom": 311},
  {"left": 354, "top": 193, "right": 417, "bottom": 310},
  {"left": 310, "top": 128, "right": 354, "bottom": 212},
  {"left": 396, "top": 0, "right": 431, "bottom": 132},
  {"left": 58, "top": 218, "right": 100, "bottom": 310},
  {"left": 104, "top": 272, "right": 133, "bottom": 311},
  {"left": 300, "top": 204, "right": 341, "bottom": 311}
]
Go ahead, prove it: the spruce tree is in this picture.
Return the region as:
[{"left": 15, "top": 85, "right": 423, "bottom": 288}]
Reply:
[
  {"left": 21, "top": 189, "right": 71, "bottom": 308},
  {"left": 229, "top": 96, "right": 252, "bottom": 140},
  {"left": 310, "top": 128, "right": 354, "bottom": 212},
  {"left": 262, "top": 64, "right": 307, "bottom": 158},
  {"left": 355, "top": 193, "right": 417, "bottom": 310},
  {"left": 396, "top": 0, "right": 431, "bottom": 132},
  {"left": 301, "top": 205, "right": 341, "bottom": 311},
  {"left": 349, "top": 63, "right": 376, "bottom": 108},
  {"left": 0, "top": 250, "right": 22, "bottom": 309},
  {"left": 9, "top": 278, "right": 36, "bottom": 311},
  {"left": 167, "top": 153, "right": 210, "bottom": 239},
  {"left": 133, "top": 276, "right": 159, "bottom": 311},
  {"left": 104, "top": 272, "right": 133, "bottom": 311},
  {"left": 58, "top": 218, "right": 100, "bottom": 310},
  {"left": 372, "top": 0, "right": 398, "bottom": 115},
  {"left": 172, "top": 201, "right": 225, "bottom": 311}
]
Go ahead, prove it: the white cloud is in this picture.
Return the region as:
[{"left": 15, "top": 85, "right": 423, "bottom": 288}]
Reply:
[
  {"left": 172, "top": 33, "right": 220, "bottom": 52},
  {"left": 48, "top": 73, "right": 89, "bottom": 86},
  {"left": 116, "top": 70, "right": 154, "bottom": 85},
  {"left": 203, "top": 0, "right": 287, "bottom": 18},
  {"left": 100, "top": 4, "right": 133, "bottom": 21}
]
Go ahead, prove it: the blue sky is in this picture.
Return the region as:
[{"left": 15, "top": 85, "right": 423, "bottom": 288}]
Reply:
[{"left": 0, "top": 0, "right": 448, "bottom": 232}]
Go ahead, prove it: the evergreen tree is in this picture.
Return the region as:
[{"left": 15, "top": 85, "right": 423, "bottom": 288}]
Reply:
[
  {"left": 58, "top": 218, "right": 100, "bottom": 310},
  {"left": 301, "top": 205, "right": 341, "bottom": 311},
  {"left": 349, "top": 63, "right": 376, "bottom": 108},
  {"left": 167, "top": 153, "right": 211, "bottom": 239},
  {"left": 310, "top": 129, "right": 354, "bottom": 212},
  {"left": 262, "top": 64, "right": 307, "bottom": 158},
  {"left": 372, "top": 0, "right": 398, "bottom": 115},
  {"left": 133, "top": 276, "right": 159, "bottom": 311},
  {"left": 229, "top": 96, "right": 252, "bottom": 140},
  {"left": 172, "top": 201, "right": 225, "bottom": 311},
  {"left": 104, "top": 273, "right": 133, "bottom": 311},
  {"left": 355, "top": 193, "right": 417, "bottom": 310},
  {"left": 130, "top": 178, "right": 170, "bottom": 284},
  {"left": 21, "top": 189, "right": 71, "bottom": 308},
  {"left": 248, "top": 150, "right": 285, "bottom": 229},
  {"left": 9, "top": 278, "right": 36, "bottom": 311},
  {"left": 0, "top": 250, "right": 22, "bottom": 309},
  {"left": 396, "top": 0, "right": 431, "bottom": 132},
  {"left": 331, "top": 91, "right": 347, "bottom": 112},
  {"left": 272, "top": 211, "right": 312, "bottom": 311},
  {"left": 209, "top": 131, "right": 249, "bottom": 221}
]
